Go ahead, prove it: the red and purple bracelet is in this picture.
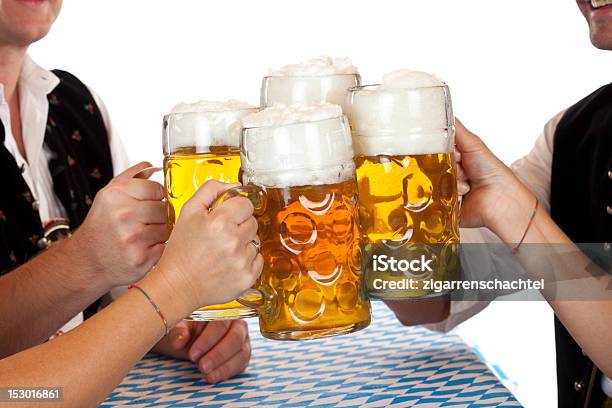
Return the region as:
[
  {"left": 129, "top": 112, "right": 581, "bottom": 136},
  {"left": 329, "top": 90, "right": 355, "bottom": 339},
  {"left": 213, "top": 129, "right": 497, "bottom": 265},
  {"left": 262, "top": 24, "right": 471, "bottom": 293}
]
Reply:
[
  {"left": 128, "top": 284, "right": 169, "bottom": 336},
  {"left": 512, "top": 196, "right": 539, "bottom": 254}
]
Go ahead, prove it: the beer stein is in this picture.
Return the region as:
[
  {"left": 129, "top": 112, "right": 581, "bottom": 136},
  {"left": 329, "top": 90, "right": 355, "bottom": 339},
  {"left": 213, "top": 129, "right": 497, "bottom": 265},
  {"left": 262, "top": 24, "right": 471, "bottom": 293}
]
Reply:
[
  {"left": 163, "top": 102, "right": 259, "bottom": 320},
  {"left": 261, "top": 73, "right": 360, "bottom": 113},
  {"left": 216, "top": 113, "right": 372, "bottom": 340},
  {"left": 346, "top": 74, "right": 461, "bottom": 299}
]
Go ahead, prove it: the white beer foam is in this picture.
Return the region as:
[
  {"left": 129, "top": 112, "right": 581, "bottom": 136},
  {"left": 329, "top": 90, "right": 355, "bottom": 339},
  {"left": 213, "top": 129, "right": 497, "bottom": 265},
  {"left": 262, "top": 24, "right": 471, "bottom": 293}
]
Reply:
[
  {"left": 242, "top": 102, "right": 342, "bottom": 128},
  {"left": 166, "top": 100, "right": 257, "bottom": 150},
  {"left": 347, "top": 70, "right": 453, "bottom": 156},
  {"left": 268, "top": 56, "right": 358, "bottom": 76},
  {"left": 263, "top": 57, "right": 360, "bottom": 112},
  {"left": 381, "top": 69, "right": 444, "bottom": 89},
  {"left": 241, "top": 103, "right": 355, "bottom": 187},
  {"left": 171, "top": 99, "right": 255, "bottom": 113}
]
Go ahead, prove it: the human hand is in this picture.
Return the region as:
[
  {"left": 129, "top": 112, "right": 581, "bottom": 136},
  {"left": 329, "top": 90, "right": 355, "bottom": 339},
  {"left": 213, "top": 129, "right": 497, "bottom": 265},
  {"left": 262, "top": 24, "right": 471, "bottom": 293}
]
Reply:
[
  {"left": 147, "top": 180, "right": 263, "bottom": 321},
  {"left": 158, "top": 320, "right": 251, "bottom": 384},
  {"left": 69, "top": 162, "right": 168, "bottom": 290},
  {"left": 453, "top": 119, "right": 535, "bottom": 234}
]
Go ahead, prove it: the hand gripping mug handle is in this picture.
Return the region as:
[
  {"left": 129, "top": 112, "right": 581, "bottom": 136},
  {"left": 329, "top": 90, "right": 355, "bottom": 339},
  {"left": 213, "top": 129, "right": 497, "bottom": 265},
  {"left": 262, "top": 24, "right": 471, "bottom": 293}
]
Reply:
[{"left": 210, "top": 184, "right": 267, "bottom": 310}]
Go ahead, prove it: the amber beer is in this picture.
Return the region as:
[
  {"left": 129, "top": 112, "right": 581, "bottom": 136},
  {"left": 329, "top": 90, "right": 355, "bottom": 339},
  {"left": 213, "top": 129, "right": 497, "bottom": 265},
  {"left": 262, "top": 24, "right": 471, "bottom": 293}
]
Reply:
[
  {"left": 163, "top": 103, "right": 258, "bottom": 320},
  {"left": 229, "top": 109, "right": 371, "bottom": 340},
  {"left": 347, "top": 77, "right": 460, "bottom": 299}
]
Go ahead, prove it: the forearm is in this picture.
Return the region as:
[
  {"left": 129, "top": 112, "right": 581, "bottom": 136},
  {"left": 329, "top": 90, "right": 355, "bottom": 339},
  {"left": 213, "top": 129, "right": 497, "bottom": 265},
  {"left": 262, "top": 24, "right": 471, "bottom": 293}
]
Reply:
[
  {"left": 490, "top": 184, "right": 612, "bottom": 376},
  {"left": 0, "top": 288, "right": 167, "bottom": 407},
  {"left": 0, "top": 266, "right": 191, "bottom": 407},
  {"left": 0, "top": 237, "right": 108, "bottom": 358}
]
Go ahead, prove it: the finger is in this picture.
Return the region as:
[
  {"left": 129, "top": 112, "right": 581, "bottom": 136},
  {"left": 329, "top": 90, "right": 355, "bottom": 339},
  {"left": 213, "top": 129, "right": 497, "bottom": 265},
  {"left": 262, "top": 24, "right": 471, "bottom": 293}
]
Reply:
[
  {"left": 193, "top": 321, "right": 208, "bottom": 338},
  {"left": 198, "top": 320, "right": 249, "bottom": 377},
  {"left": 169, "top": 321, "right": 193, "bottom": 350},
  {"left": 134, "top": 201, "right": 168, "bottom": 224},
  {"left": 188, "top": 320, "right": 232, "bottom": 362},
  {"left": 183, "top": 180, "right": 241, "bottom": 214},
  {"left": 245, "top": 239, "right": 260, "bottom": 263},
  {"left": 140, "top": 224, "right": 170, "bottom": 246},
  {"left": 115, "top": 162, "right": 155, "bottom": 180},
  {"left": 133, "top": 167, "right": 162, "bottom": 180},
  {"left": 456, "top": 163, "right": 468, "bottom": 181},
  {"left": 116, "top": 179, "right": 165, "bottom": 201},
  {"left": 455, "top": 118, "right": 487, "bottom": 154},
  {"left": 250, "top": 253, "right": 264, "bottom": 282},
  {"left": 143, "top": 242, "right": 166, "bottom": 271},
  {"left": 458, "top": 180, "right": 471, "bottom": 195},
  {"left": 213, "top": 196, "right": 255, "bottom": 225},
  {"left": 453, "top": 148, "right": 462, "bottom": 163},
  {"left": 203, "top": 337, "right": 251, "bottom": 384},
  {"left": 237, "top": 217, "right": 258, "bottom": 244}
]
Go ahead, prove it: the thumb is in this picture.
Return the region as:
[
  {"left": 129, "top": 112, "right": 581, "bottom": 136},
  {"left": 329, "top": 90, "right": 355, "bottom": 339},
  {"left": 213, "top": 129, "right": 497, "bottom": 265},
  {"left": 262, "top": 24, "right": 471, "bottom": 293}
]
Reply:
[
  {"left": 183, "top": 180, "right": 241, "bottom": 214},
  {"left": 169, "top": 321, "right": 192, "bottom": 350},
  {"left": 455, "top": 119, "right": 488, "bottom": 155},
  {"left": 114, "top": 161, "right": 156, "bottom": 180}
]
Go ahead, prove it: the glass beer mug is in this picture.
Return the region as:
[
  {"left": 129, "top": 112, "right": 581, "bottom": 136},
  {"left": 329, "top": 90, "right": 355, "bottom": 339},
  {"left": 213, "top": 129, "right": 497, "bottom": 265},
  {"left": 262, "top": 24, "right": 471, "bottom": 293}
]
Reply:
[
  {"left": 261, "top": 73, "right": 360, "bottom": 113},
  {"left": 216, "top": 114, "right": 372, "bottom": 340},
  {"left": 346, "top": 82, "right": 461, "bottom": 299},
  {"left": 163, "top": 104, "right": 259, "bottom": 320}
]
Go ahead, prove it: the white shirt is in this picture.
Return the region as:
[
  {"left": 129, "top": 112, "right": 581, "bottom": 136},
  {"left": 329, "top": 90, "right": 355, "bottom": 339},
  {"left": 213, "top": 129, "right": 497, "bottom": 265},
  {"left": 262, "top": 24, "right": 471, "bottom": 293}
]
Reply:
[
  {"left": 0, "top": 55, "right": 130, "bottom": 334},
  {"left": 425, "top": 110, "right": 612, "bottom": 397},
  {"left": 424, "top": 111, "right": 565, "bottom": 333}
]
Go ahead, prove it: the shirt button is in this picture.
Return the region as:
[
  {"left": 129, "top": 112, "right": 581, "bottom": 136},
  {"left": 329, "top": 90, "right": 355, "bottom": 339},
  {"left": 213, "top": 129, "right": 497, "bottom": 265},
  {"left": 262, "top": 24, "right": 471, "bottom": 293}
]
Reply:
[
  {"left": 32, "top": 200, "right": 39, "bottom": 211},
  {"left": 574, "top": 381, "right": 585, "bottom": 391},
  {"left": 37, "top": 237, "right": 49, "bottom": 249}
]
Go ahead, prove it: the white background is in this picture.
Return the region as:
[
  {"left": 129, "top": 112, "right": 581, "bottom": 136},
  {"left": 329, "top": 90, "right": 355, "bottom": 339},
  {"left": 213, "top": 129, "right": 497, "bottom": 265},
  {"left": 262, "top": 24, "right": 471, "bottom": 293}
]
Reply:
[{"left": 30, "top": 1, "right": 611, "bottom": 407}]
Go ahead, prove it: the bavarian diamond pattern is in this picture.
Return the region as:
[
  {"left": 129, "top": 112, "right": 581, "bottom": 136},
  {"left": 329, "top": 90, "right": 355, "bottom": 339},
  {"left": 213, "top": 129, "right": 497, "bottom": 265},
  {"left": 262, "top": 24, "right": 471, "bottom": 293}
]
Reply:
[{"left": 102, "top": 303, "right": 521, "bottom": 407}]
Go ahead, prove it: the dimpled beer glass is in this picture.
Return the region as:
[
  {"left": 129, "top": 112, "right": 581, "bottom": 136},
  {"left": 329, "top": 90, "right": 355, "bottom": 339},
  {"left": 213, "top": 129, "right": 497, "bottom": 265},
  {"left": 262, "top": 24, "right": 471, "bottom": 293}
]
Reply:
[
  {"left": 163, "top": 103, "right": 259, "bottom": 320},
  {"left": 261, "top": 56, "right": 360, "bottom": 113},
  {"left": 347, "top": 77, "right": 460, "bottom": 299},
  {"left": 261, "top": 72, "right": 360, "bottom": 113},
  {"left": 219, "top": 111, "right": 371, "bottom": 340}
]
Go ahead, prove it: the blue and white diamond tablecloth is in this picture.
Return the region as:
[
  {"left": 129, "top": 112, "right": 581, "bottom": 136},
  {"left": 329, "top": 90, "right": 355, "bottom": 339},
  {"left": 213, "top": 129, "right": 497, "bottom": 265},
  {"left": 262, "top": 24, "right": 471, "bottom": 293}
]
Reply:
[{"left": 102, "top": 303, "right": 520, "bottom": 407}]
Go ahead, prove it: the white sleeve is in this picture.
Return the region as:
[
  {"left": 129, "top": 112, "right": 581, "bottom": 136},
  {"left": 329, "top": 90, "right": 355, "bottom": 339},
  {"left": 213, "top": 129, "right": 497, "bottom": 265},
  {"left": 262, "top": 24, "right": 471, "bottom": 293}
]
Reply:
[
  {"left": 510, "top": 110, "right": 564, "bottom": 213},
  {"left": 425, "top": 112, "right": 562, "bottom": 333},
  {"left": 88, "top": 86, "right": 131, "bottom": 175}
]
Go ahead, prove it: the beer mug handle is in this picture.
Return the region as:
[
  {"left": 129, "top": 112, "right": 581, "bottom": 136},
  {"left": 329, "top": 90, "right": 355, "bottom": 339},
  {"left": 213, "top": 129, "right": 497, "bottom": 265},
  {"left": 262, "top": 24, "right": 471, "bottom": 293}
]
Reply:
[{"left": 210, "top": 184, "right": 267, "bottom": 309}]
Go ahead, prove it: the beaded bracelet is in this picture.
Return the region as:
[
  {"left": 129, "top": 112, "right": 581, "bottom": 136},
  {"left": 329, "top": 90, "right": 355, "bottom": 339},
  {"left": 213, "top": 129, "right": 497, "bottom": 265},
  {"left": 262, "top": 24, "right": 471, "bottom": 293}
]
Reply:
[
  {"left": 512, "top": 196, "right": 539, "bottom": 254},
  {"left": 128, "top": 284, "right": 169, "bottom": 336}
]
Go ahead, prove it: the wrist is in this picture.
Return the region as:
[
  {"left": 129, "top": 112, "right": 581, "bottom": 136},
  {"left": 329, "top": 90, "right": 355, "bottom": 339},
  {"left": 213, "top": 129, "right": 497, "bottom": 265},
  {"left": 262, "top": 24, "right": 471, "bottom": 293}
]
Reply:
[
  {"left": 56, "top": 233, "right": 112, "bottom": 294},
  {"left": 138, "top": 262, "right": 194, "bottom": 328},
  {"left": 485, "top": 181, "right": 537, "bottom": 243}
]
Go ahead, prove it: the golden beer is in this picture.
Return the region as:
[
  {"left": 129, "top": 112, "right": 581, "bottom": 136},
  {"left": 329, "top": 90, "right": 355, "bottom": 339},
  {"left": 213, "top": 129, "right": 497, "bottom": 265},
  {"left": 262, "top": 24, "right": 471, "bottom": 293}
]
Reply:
[
  {"left": 347, "top": 77, "right": 461, "bottom": 299},
  {"left": 355, "top": 153, "right": 460, "bottom": 297},
  {"left": 254, "top": 180, "right": 371, "bottom": 339},
  {"left": 164, "top": 146, "right": 241, "bottom": 225},
  {"left": 163, "top": 103, "right": 258, "bottom": 320},
  {"left": 163, "top": 146, "right": 250, "bottom": 316}
]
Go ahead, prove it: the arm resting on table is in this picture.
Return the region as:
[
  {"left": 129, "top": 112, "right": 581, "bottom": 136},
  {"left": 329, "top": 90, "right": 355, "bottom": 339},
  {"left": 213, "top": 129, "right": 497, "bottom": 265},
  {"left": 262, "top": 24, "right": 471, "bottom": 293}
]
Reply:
[{"left": 0, "top": 274, "right": 186, "bottom": 407}]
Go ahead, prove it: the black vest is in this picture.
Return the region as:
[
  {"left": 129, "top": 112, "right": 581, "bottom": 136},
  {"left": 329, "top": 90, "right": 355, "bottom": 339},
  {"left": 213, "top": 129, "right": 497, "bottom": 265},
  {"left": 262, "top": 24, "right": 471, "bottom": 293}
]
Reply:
[
  {"left": 550, "top": 83, "right": 612, "bottom": 407},
  {"left": 0, "top": 70, "right": 113, "bottom": 314}
]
